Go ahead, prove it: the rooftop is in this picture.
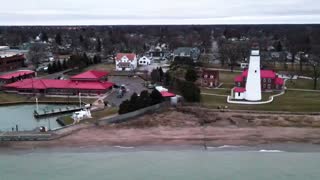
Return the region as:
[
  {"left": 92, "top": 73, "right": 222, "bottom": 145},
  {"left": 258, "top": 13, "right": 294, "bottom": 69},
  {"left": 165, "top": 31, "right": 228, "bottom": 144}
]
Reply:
[
  {"left": 116, "top": 53, "right": 137, "bottom": 61},
  {"left": 5, "top": 79, "right": 114, "bottom": 90},
  {"left": 70, "top": 70, "right": 109, "bottom": 80},
  {"left": 242, "top": 70, "right": 276, "bottom": 79},
  {"left": 0, "top": 70, "right": 35, "bottom": 80}
]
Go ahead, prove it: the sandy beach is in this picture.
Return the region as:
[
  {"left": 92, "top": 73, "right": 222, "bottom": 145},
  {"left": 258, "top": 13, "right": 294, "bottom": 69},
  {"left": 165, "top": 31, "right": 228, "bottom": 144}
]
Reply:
[{"left": 2, "top": 107, "right": 320, "bottom": 149}]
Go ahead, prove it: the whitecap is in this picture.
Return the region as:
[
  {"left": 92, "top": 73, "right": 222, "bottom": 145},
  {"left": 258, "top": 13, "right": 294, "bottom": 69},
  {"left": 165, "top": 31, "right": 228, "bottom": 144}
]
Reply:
[
  {"left": 259, "top": 149, "right": 284, "bottom": 153},
  {"left": 113, "top": 146, "right": 135, "bottom": 149}
]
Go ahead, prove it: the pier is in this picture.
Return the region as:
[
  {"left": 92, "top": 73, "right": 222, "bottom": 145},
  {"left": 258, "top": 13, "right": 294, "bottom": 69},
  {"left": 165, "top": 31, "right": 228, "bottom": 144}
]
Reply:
[{"left": 34, "top": 106, "right": 83, "bottom": 118}]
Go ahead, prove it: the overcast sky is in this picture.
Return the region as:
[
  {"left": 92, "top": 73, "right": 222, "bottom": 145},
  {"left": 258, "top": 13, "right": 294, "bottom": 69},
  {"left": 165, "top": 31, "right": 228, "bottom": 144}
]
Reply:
[{"left": 0, "top": 0, "right": 319, "bottom": 25}]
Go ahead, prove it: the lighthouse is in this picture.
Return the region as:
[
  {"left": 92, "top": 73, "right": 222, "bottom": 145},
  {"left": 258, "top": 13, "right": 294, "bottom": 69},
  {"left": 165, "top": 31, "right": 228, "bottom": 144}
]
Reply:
[{"left": 244, "top": 49, "right": 262, "bottom": 101}]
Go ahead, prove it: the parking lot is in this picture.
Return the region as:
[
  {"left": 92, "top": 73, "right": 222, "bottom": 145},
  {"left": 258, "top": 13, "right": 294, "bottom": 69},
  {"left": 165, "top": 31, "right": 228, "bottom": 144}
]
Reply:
[{"left": 104, "top": 76, "right": 148, "bottom": 106}]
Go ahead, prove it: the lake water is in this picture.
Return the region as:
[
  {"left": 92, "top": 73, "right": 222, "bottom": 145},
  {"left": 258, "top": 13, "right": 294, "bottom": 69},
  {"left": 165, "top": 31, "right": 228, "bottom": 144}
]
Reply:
[
  {"left": 0, "top": 104, "right": 73, "bottom": 131},
  {"left": 1, "top": 145, "right": 320, "bottom": 180}
]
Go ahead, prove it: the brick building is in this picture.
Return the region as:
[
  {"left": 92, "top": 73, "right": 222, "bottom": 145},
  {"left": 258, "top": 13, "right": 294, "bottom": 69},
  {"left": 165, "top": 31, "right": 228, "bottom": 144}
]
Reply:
[
  {"left": 234, "top": 69, "right": 284, "bottom": 91},
  {"left": 0, "top": 55, "right": 25, "bottom": 72},
  {"left": 201, "top": 69, "right": 220, "bottom": 88}
]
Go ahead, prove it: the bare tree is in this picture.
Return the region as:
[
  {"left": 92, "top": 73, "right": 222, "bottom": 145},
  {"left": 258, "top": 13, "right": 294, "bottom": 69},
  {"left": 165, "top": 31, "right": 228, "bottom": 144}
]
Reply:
[{"left": 27, "top": 43, "right": 47, "bottom": 68}]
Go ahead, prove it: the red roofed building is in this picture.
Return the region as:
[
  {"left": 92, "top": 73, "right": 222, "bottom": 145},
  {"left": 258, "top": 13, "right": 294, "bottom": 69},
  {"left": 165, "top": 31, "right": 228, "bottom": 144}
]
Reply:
[
  {"left": 70, "top": 70, "right": 109, "bottom": 82},
  {"left": 0, "top": 70, "right": 35, "bottom": 84},
  {"left": 115, "top": 53, "right": 137, "bottom": 71},
  {"left": 235, "top": 69, "right": 284, "bottom": 91},
  {"left": 3, "top": 70, "right": 114, "bottom": 95}
]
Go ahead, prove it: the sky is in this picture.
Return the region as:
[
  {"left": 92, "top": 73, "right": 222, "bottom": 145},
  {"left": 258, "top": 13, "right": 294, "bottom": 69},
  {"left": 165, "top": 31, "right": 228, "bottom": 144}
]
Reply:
[{"left": 0, "top": 0, "right": 319, "bottom": 25}]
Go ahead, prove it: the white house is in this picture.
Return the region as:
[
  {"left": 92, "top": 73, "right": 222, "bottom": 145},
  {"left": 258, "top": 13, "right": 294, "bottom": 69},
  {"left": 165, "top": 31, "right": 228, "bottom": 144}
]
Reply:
[
  {"left": 115, "top": 53, "right": 137, "bottom": 71},
  {"left": 138, "top": 56, "right": 151, "bottom": 66}
]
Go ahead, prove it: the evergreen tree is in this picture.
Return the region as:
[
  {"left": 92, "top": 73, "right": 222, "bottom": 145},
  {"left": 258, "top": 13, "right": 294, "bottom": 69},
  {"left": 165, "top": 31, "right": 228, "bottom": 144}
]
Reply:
[
  {"left": 55, "top": 33, "right": 62, "bottom": 45},
  {"left": 96, "top": 38, "right": 102, "bottom": 52},
  {"left": 119, "top": 100, "right": 131, "bottom": 114},
  {"left": 52, "top": 61, "right": 57, "bottom": 73},
  {"left": 179, "top": 81, "right": 201, "bottom": 102},
  {"left": 276, "top": 41, "right": 283, "bottom": 52},
  {"left": 150, "top": 89, "right": 164, "bottom": 105},
  {"left": 57, "top": 60, "right": 62, "bottom": 71},
  {"left": 185, "top": 68, "right": 198, "bottom": 82},
  {"left": 93, "top": 55, "right": 98, "bottom": 64},
  {"left": 62, "top": 59, "right": 68, "bottom": 69},
  {"left": 128, "top": 93, "right": 139, "bottom": 112},
  {"left": 40, "top": 32, "right": 48, "bottom": 42},
  {"left": 47, "top": 63, "right": 53, "bottom": 74},
  {"left": 159, "top": 67, "right": 164, "bottom": 81},
  {"left": 151, "top": 69, "right": 160, "bottom": 83}
]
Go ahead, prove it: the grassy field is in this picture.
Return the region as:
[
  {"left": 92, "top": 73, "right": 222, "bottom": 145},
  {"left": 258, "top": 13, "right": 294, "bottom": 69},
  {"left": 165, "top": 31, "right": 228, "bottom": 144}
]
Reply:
[
  {"left": 91, "top": 107, "right": 118, "bottom": 121},
  {"left": 201, "top": 90, "right": 320, "bottom": 112},
  {"left": 201, "top": 88, "right": 230, "bottom": 95},
  {"left": 286, "top": 78, "right": 319, "bottom": 90},
  {"left": 0, "top": 92, "right": 28, "bottom": 103},
  {"left": 84, "top": 63, "right": 115, "bottom": 72},
  {"left": 219, "top": 71, "right": 241, "bottom": 84}
]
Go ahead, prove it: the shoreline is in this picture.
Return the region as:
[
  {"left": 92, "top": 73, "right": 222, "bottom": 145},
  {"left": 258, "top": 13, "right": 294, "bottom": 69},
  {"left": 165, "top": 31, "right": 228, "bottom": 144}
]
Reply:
[
  {"left": 2, "top": 126, "right": 320, "bottom": 151},
  {"left": 2, "top": 107, "right": 320, "bottom": 151}
]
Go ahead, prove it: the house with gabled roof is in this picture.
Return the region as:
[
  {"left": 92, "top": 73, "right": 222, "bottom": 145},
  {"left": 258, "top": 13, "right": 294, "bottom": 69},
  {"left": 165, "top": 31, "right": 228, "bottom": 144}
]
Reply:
[{"left": 115, "top": 53, "right": 137, "bottom": 71}]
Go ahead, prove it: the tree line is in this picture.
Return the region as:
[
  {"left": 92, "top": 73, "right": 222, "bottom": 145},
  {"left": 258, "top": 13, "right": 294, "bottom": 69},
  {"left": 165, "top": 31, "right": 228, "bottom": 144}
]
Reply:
[
  {"left": 118, "top": 90, "right": 164, "bottom": 114},
  {"left": 47, "top": 53, "right": 102, "bottom": 74}
]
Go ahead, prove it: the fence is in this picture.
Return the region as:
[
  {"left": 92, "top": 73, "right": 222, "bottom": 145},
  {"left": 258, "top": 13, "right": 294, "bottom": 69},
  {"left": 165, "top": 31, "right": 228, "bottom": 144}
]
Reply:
[{"left": 97, "top": 103, "right": 163, "bottom": 125}]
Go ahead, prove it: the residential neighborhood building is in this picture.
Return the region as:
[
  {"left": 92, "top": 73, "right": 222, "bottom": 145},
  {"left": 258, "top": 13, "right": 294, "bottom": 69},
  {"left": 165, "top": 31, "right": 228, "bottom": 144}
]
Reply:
[
  {"left": 173, "top": 47, "right": 201, "bottom": 62},
  {"left": 0, "top": 54, "right": 26, "bottom": 72},
  {"left": 3, "top": 70, "right": 114, "bottom": 96},
  {"left": 201, "top": 69, "right": 220, "bottom": 88},
  {"left": 138, "top": 56, "right": 152, "bottom": 66},
  {"left": 149, "top": 44, "right": 168, "bottom": 61},
  {"left": 115, "top": 53, "right": 137, "bottom": 71}
]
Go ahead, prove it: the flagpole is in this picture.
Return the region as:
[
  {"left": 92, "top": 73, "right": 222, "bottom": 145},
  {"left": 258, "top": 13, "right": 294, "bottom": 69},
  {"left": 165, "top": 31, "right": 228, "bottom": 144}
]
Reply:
[{"left": 79, "top": 92, "right": 82, "bottom": 108}]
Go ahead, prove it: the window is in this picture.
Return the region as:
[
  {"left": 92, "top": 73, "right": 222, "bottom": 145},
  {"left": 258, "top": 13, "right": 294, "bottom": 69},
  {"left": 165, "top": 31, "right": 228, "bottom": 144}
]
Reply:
[
  {"left": 268, "top": 78, "right": 271, "bottom": 83},
  {"left": 204, "top": 74, "right": 208, "bottom": 78},
  {"left": 263, "top": 84, "right": 266, "bottom": 89},
  {"left": 238, "top": 92, "right": 241, "bottom": 96},
  {"left": 268, "top": 84, "right": 271, "bottom": 89},
  {"left": 210, "top": 75, "right": 214, "bottom": 79},
  {"left": 263, "top": 78, "right": 266, "bottom": 83}
]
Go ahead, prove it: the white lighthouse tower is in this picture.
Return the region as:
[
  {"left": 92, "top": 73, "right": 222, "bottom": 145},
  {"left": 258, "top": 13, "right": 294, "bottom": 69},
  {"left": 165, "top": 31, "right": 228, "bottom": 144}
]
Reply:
[{"left": 244, "top": 49, "right": 262, "bottom": 101}]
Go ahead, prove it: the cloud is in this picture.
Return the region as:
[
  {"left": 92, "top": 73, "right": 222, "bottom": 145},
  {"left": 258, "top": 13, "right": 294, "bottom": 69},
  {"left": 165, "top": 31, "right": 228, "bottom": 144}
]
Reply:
[{"left": 0, "top": 0, "right": 319, "bottom": 25}]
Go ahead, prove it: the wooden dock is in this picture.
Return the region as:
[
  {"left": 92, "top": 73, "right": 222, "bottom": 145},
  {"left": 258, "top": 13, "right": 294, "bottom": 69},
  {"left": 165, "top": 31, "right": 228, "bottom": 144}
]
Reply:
[{"left": 34, "top": 106, "right": 82, "bottom": 118}]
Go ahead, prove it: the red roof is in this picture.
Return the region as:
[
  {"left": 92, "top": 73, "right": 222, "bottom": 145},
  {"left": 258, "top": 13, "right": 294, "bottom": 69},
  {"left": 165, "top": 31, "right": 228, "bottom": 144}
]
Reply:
[
  {"left": 234, "top": 75, "right": 243, "bottom": 82},
  {"left": 116, "top": 53, "right": 136, "bottom": 61},
  {"left": 275, "top": 78, "right": 284, "bottom": 85},
  {"left": 0, "top": 70, "right": 35, "bottom": 80},
  {"left": 4, "top": 79, "right": 114, "bottom": 91},
  {"left": 234, "top": 87, "right": 246, "bottom": 93},
  {"left": 242, "top": 70, "right": 276, "bottom": 79},
  {"left": 70, "top": 70, "right": 109, "bottom": 81},
  {"left": 160, "top": 91, "right": 176, "bottom": 97}
]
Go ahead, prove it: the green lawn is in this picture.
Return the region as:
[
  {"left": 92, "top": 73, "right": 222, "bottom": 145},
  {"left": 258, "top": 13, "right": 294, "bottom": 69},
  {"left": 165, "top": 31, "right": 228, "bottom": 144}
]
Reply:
[
  {"left": 286, "top": 78, "right": 319, "bottom": 90},
  {"left": 0, "top": 92, "right": 28, "bottom": 103},
  {"left": 84, "top": 63, "right": 115, "bottom": 72},
  {"left": 201, "top": 88, "right": 230, "bottom": 95},
  {"left": 219, "top": 71, "right": 241, "bottom": 84},
  {"left": 201, "top": 90, "right": 320, "bottom": 112}
]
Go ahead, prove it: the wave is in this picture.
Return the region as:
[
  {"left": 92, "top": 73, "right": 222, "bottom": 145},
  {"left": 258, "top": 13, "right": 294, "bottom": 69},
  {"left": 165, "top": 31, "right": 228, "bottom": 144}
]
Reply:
[
  {"left": 207, "top": 145, "right": 245, "bottom": 149},
  {"left": 113, "top": 146, "right": 135, "bottom": 149},
  {"left": 258, "top": 150, "right": 284, "bottom": 153}
]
